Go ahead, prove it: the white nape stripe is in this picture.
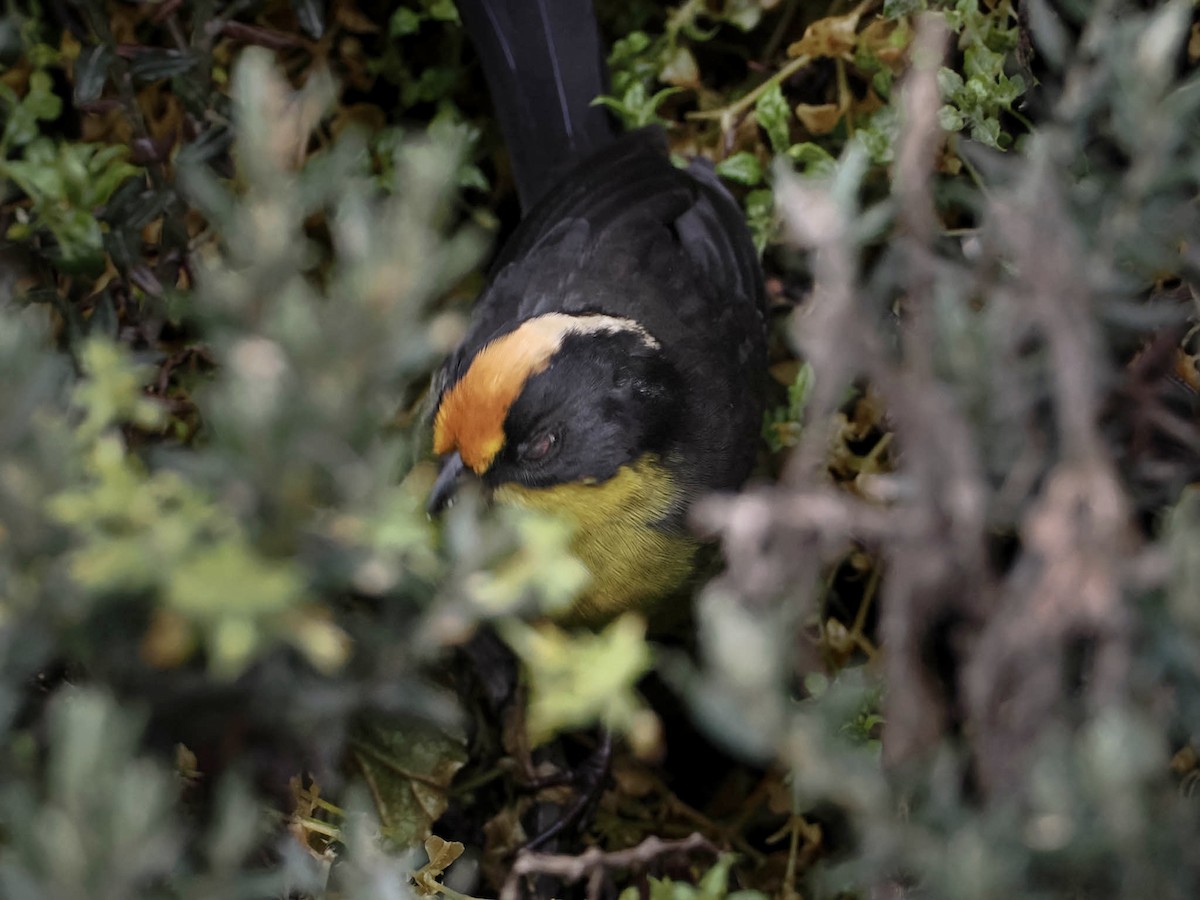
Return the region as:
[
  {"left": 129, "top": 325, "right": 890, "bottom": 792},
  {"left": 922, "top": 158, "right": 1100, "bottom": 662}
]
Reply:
[{"left": 545, "top": 312, "right": 661, "bottom": 350}]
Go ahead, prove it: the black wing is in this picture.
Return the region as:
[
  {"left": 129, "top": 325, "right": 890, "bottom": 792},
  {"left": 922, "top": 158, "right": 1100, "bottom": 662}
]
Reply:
[{"left": 440, "top": 129, "right": 765, "bottom": 396}]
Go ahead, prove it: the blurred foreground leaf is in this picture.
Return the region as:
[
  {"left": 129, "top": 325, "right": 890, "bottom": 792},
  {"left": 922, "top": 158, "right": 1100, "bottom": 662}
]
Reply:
[
  {"left": 349, "top": 721, "right": 468, "bottom": 849},
  {"left": 502, "top": 614, "right": 656, "bottom": 752}
]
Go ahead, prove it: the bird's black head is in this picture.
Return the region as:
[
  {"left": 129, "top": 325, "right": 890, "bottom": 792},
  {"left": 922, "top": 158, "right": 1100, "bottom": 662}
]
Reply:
[
  {"left": 430, "top": 313, "right": 681, "bottom": 511},
  {"left": 484, "top": 329, "right": 680, "bottom": 490}
]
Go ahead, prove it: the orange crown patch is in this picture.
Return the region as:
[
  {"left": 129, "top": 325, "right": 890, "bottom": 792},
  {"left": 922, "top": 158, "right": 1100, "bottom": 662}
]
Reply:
[{"left": 432, "top": 313, "right": 658, "bottom": 473}]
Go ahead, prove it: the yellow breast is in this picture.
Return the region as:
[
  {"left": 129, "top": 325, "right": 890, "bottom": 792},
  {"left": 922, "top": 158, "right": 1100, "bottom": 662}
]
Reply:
[{"left": 493, "top": 454, "right": 696, "bottom": 625}]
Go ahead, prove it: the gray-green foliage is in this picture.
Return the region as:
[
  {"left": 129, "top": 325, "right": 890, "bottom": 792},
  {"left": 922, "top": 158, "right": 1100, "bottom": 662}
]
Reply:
[
  {"left": 1, "top": 17, "right": 639, "bottom": 887},
  {"left": 0, "top": 43, "right": 486, "bottom": 897},
  {"left": 689, "top": 3, "right": 1200, "bottom": 899},
  {"left": 0, "top": 690, "right": 183, "bottom": 900}
]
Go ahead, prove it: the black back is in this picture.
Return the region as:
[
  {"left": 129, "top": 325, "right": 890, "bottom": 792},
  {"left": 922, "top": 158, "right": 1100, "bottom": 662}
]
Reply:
[{"left": 443, "top": 0, "right": 768, "bottom": 516}]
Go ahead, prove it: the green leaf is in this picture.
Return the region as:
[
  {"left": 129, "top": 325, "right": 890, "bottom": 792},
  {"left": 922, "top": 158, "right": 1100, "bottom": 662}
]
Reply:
[
  {"left": 872, "top": 66, "right": 895, "bottom": 98},
  {"left": 722, "top": 0, "right": 763, "bottom": 32},
  {"left": 660, "top": 45, "right": 699, "bottom": 87},
  {"left": 786, "top": 141, "right": 837, "bottom": 177},
  {"left": 938, "top": 104, "right": 966, "bottom": 131},
  {"left": 74, "top": 44, "right": 113, "bottom": 104},
  {"left": 167, "top": 541, "right": 303, "bottom": 619},
  {"left": 932, "top": 2, "right": 1026, "bottom": 149},
  {"left": 24, "top": 70, "right": 62, "bottom": 120},
  {"left": 73, "top": 338, "right": 165, "bottom": 438},
  {"left": 390, "top": 7, "right": 422, "bottom": 36},
  {"left": 607, "top": 30, "right": 660, "bottom": 96},
  {"left": 754, "top": 83, "right": 791, "bottom": 154},
  {"left": 3, "top": 140, "right": 141, "bottom": 272},
  {"left": 964, "top": 44, "right": 1006, "bottom": 81},
  {"left": 80, "top": 145, "right": 141, "bottom": 207},
  {"left": 593, "top": 83, "right": 683, "bottom": 129},
  {"left": 643, "top": 854, "right": 766, "bottom": 900},
  {"left": 744, "top": 188, "right": 775, "bottom": 255},
  {"left": 26, "top": 41, "right": 60, "bottom": 69},
  {"left": 5, "top": 155, "right": 64, "bottom": 201},
  {"left": 937, "top": 66, "right": 965, "bottom": 97},
  {"left": 855, "top": 106, "right": 899, "bottom": 163},
  {"left": 423, "top": 0, "right": 459, "bottom": 21},
  {"left": 994, "top": 72, "right": 1027, "bottom": 106},
  {"left": 970, "top": 115, "right": 1003, "bottom": 148},
  {"left": 715, "top": 151, "right": 763, "bottom": 186},
  {"left": 1, "top": 69, "right": 62, "bottom": 148},
  {"left": 612, "top": 30, "right": 653, "bottom": 58},
  {"left": 349, "top": 720, "right": 467, "bottom": 850},
  {"left": 465, "top": 507, "right": 590, "bottom": 616},
  {"left": 402, "top": 65, "right": 460, "bottom": 106},
  {"left": 788, "top": 361, "right": 816, "bottom": 420},
  {"left": 166, "top": 540, "right": 315, "bottom": 677},
  {"left": 697, "top": 854, "right": 737, "bottom": 897},
  {"left": 763, "top": 362, "right": 815, "bottom": 451},
  {"left": 883, "top": 0, "right": 925, "bottom": 17},
  {"left": 500, "top": 614, "right": 654, "bottom": 745}
]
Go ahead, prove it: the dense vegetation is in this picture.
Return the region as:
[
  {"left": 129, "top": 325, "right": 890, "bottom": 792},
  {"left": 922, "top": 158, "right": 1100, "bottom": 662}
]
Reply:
[{"left": 1, "top": 1, "right": 1199, "bottom": 897}]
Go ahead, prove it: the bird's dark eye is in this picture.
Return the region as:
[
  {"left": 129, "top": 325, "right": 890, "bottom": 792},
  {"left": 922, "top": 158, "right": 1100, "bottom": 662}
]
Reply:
[{"left": 522, "top": 431, "right": 557, "bottom": 462}]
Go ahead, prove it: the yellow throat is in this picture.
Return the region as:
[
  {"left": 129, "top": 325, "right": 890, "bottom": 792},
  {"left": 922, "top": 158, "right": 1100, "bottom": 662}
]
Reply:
[{"left": 493, "top": 454, "right": 696, "bottom": 624}]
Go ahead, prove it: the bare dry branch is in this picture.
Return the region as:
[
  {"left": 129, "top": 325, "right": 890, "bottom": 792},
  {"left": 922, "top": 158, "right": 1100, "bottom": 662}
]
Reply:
[{"left": 500, "top": 832, "right": 718, "bottom": 900}]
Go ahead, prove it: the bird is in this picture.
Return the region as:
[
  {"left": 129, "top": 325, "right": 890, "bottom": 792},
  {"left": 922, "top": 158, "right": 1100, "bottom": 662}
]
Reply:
[{"left": 429, "top": 0, "right": 767, "bottom": 625}]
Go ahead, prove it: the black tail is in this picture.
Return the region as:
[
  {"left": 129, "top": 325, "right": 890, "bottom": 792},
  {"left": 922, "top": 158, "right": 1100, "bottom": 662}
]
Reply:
[{"left": 455, "top": 0, "right": 618, "bottom": 212}]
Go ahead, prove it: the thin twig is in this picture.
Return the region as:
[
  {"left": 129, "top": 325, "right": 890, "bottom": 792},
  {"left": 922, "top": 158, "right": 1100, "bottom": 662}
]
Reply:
[{"left": 500, "top": 833, "right": 718, "bottom": 900}]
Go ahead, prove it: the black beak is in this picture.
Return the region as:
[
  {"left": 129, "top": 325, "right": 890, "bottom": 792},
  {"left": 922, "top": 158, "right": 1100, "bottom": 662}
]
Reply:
[{"left": 428, "top": 451, "right": 466, "bottom": 515}]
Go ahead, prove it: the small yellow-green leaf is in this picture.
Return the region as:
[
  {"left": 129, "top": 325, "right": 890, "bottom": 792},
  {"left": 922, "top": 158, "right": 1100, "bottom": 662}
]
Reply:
[
  {"left": 167, "top": 541, "right": 304, "bottom": 618},
  {"left": 500, "top": 613, "right": 654, "bottom": 745},
  {"left": 466, "top": 507, "right": 590, "bottom": 616},
  {"left": 412, "top": 835, "right": 466, "bottom": 894}
]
